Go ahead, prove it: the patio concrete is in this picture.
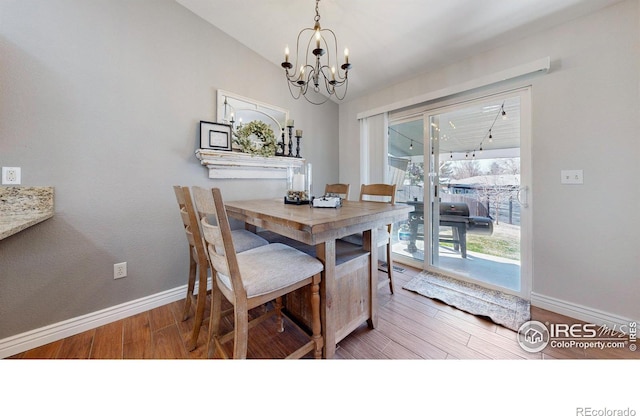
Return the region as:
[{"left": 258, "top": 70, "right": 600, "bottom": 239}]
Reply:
[{"left": 392, "top": 241, "right": 521, "bottom": 292}]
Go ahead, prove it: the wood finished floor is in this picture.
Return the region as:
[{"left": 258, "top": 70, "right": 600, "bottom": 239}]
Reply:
[{"left": 7, "top": 264, "right": 638, "bottom": 359}]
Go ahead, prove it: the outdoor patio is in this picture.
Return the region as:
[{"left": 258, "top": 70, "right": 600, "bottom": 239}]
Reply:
[{"left": 392, "top": 222, "right": 521, "bottom": 292}]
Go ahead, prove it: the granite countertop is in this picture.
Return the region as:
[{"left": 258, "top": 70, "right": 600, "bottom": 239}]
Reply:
[{"left": 0, "top": 187, "right": 54, "bottom": 240}]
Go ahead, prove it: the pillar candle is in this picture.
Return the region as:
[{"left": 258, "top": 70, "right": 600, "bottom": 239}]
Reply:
[{"left": 292, "top": 173, "right": 305, "bottom": 191}]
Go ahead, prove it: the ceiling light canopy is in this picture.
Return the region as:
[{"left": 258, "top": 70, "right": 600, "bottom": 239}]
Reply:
[{"left": 281, "top": 0, "right": 352, "bottom": 105}]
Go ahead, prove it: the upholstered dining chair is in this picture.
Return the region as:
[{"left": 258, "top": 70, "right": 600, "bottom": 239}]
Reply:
[
  {"left": 324, "top": 183, "right": 350, "bottom": 200},
  {"left": 341, "top": 183, "right": 397, "bottom": 294},
  {"left": 173, "top": 186, "right": 268, "bottom": 351},
  {"left": 192, "top": 186, "right": 324, "bottom": 359}
]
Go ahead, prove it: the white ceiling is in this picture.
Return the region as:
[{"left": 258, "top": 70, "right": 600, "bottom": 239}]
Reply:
[{"left": 175, "top": 0, "right": 622, "bottom": 102}]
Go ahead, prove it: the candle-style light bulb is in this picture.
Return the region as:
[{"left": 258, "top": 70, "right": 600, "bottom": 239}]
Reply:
[
  {"left": 315, "top": 30, "right": 321, "bottom": 48},
  {"left": 344, "top": 48, "right": 349, "bottom": 64},
  {"left": 331, "top": 66, "right": 336, "bottom": 80},
  {"left": 284, "top": 46, "right": 289, "bottom": 63}
]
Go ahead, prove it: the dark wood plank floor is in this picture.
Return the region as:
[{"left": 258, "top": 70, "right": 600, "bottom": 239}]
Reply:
[{"left": 7, "top": 264, "right": 638, "bottom": 360}]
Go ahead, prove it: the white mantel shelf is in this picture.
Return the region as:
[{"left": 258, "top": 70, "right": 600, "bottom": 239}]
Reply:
[{"left": 195, "top": 149, "right": 304, "bottom": 179}]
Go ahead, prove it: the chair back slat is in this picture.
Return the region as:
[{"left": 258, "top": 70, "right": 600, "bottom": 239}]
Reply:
[
  {"left": 192, "top": 186, "right": 246, "bottom": 299},
  {"left": 179, "top": 208, "right": 190, "bottom": 226},
  {"left": 199, "top": 218, "right": 230, "bottom": 277},
  {"left": 173, "top": 186, "right": 207, "bottom": 264},
  {"left": 178, "top": 208, "right": 197, "bottom": 246},
  {"left": 359, "top": 183, "right": 396, "bottom": 204},
  {"left": 325, "top": 183, "right": 350, "bottom": 199}
]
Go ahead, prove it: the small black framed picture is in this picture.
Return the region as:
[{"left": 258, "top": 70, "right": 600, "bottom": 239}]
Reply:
[{"left": 200, "top": 121, "right": 232, "bottom": 151}]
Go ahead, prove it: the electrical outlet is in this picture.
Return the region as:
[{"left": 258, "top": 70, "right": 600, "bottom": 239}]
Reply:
[
  {"left": 2, "top": 167, "right": 21, "bottom": 185},
  {"left": 114, "top": 262, "right": 127, "bottom": 279},
  {"left": 560, "top": 169, "right": 583, "bottom": 185}
]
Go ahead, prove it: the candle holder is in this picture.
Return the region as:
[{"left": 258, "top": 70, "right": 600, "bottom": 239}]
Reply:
[
  {"left": 284, "top": 162, "right": 312, "bottom": 205},
  {"left": 276, "top": 128, "right": 285, "bottom": 156},
  {"left": 287, "top": 126, "right": 294, "bottom": 157},
  {"left": 295, "top": 131, "right": 302, "bottom": 158}
]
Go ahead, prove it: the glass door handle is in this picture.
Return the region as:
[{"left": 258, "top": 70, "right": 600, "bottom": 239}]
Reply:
[{"left": 517, "top": 186, "right": 529, "bottom": 208}]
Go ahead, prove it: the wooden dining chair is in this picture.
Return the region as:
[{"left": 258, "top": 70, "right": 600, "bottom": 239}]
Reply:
[
  {"left": 324, "top": 183, "right": 350, "bottom": 199},
  {"left": 173, "top": 186, "right": 268, "bottom": 351},
  {"left": 192, "top": 186, "right": 324, "bottom": 359},
  {"left": 342, "top": 183, "right": 397, "bottom": 294}
]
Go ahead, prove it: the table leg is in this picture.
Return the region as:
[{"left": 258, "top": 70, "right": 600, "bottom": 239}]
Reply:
[
  {"left": 315, "top": 240, "right": 336, "bottom": 359},
  {"left": 364, "top": 228, "right": 378, "bottom": 329},
  {"left": 407, "top": 213, "right": 419, "bottom": 253},
  {"left": 452, "top": 226, "right": 460, "bottom": 252},
  {"left": 460, "top": 226, "right": 467, "bottom": 258}
]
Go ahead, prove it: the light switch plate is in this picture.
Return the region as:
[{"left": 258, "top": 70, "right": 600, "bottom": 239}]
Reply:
[
  {"left": 561, "top": 169, "right": 583, "bottom": 185},
  {"left": 2, "top": 167, "right": 21, "bottom": 185}
]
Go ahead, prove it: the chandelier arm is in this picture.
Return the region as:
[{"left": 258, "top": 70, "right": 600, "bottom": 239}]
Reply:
[
  {"left": 318, "top": 64, "right": 336, "bottom": 90},
  {"left": 284, "top": 68, "right": 296, "bottom": 83},
  {"left": 303, "top": 92, "right": 331, "bottom": 105},
  {"left": 291, "top": 27, "right": 315, "bottom": 78},
  {"left": 322, "top": 73, "right": 335, "bottom": 96},
  {"left": 304, "top": 28, "right": 316, "bottom": 67},
  {"left": 332, "top": 80, "right": 348, "bottom": 101},
  {"left": 305, "top": 65, "right": 319, "bottom": 91},
  {"left": 318, "top": 63, "right": 347, "bottom": 85},
  {"left": 295, "top": 78, "right": 309, "bottom": 96},
  {"left": 286, "top": 80, "right": 303, "bottom": 100},
  {"left": 321, "top": 28, "right": 338, "bottom": 67},
  {"left": 285, "top": 66, "right": 308, "bottom": 93}
]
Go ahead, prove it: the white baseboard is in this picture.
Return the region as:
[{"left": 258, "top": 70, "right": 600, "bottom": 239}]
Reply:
[
  {"left": 2, "top": 286, "right": 634, "bottom": 359},
  {"left": 531, "top": 292, "right": 636, "bottom": 328},
  {"left": 0, "top": 284, "right": 188, "bottom": 359}
]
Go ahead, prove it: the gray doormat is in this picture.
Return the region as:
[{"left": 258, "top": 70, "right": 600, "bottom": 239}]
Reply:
[
  {"left": 403, "top": 271, "right": 530, "bottom": 331},
  {"left": 379, "top": 262, "right": 405, "bottom": 273}
]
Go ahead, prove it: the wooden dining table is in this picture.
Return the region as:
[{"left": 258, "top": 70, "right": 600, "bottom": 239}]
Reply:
[{"left": 224, "top": 197, "right": 413, "bottom": 358}]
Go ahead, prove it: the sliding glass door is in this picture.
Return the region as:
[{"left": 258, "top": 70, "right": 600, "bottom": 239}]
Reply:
[{"left": 389, "top": 89, "right": 531, "bottom": 298}]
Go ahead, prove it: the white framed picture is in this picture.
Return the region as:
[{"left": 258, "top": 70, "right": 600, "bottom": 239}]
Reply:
[{"left": 200, "top": 121, "right": 232, "bottom": 151}]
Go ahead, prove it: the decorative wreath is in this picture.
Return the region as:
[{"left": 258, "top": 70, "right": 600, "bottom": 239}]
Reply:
[{"left": 233, "top": 120, "right": 277, "bottom": 157}]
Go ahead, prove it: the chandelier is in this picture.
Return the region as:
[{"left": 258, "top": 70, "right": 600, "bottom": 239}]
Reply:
[{"left": 281, "top": 0, "right": 352, "bottom": 105}]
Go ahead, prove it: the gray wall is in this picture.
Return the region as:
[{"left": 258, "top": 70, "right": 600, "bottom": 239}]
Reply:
[
  {"left": 0, "top": 0, "right": 338, "bottom": 339},
  {"left": 339, "top": 0, "right": 640, "bottom": 322}
]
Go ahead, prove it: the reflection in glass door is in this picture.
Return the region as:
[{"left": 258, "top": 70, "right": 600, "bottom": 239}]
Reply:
[
  {"left": 427, "top": 92, "right": 528, "bottom": 295},
  {"left": 388, "top": 116, "right": 426, "bottom": 268}
]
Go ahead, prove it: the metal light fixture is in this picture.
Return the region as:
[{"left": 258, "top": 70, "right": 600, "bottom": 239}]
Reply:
[{"left": 281, "top": 0, "right": 352, "bottom": 105}]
